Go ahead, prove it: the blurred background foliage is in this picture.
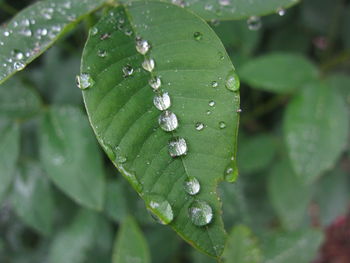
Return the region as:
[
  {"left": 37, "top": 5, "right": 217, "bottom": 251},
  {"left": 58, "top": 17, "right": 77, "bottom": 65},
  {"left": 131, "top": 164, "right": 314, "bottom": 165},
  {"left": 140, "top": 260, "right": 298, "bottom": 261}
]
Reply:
[{"left": 0, "top": 0, "right": 350, "bottom": 262}]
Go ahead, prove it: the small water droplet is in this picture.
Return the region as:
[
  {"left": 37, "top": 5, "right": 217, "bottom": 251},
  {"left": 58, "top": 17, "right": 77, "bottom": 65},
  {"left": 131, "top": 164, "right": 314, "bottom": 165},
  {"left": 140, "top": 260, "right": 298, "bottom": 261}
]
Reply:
[
  {"left": 206, "top": 110, "right": 212, "bottom": 115},
  {"left": 224, "top": 164, "right": 238, "bottom": 183},
  {"left": 135, "top": 37, "right": 151, "bottom": 55},
  {"left": 209, "top": 100, "right": 216, "bottom": 107},
  {"left": 184, "top": 177, "right": 200, "bottom": 195},
  {"left": 219, "top": 121, "right": 226, "bottom": 129},
  {"left": 149, "top": 76, "right": 161, "bottom": 90},
  {"left": 247, "top": 16, "right": 262, "bottom": 31},
  {"left": 188, "top": 200, "right": 213, "bottom": 226},
  {"left": 171, "top": 0, "right": 186, "bottom": 7},
  {"left": 211, "top": 81, "right": 218, "bottom": 88},
  {"left": 13, "top": 62, "right": 25, "bottom": 71},
  {"left": 145, "top": 194, "right": 173, "bottom": 225},
  {"left": 91, "top": 27, "right": 98, "bottom": 35},
  {"left": 76, "top": 73, "right": 94, "bottom": 90},
  {"left": 3, "top": 31, "right": 10, "bottom": 37},
  {"left": 100, "top": 33, "right": 110, "bottom": 40},
  {"left": 195, "top": 122, "right": 204, "bottom": 131},
  {"left": 159, "top": 111, "right": 178, "bottom": 131},
  {"left": 97, "top": 49, "right": 107, "bottom": 58},
  {"left": 142, "top": 58, "right": 155, "bottom": 72},
  {"left": 193, "top": 32, "right": 203, "bottom": 41},
  {"left": 122, "top": 65, "right": 134, "bottom": 77},
  {"left": 153, "top": 92, "right": 171, "bottom": 111},
  {"left": 218, "top": 0, "right": 231, "bottom": 6},
  {"left": 168, "top": 137, "right": 187, "bottom": 157},
  {"left": 12, "top": 50, "right": 24, "bottom": 60},
  {"left": 276, "top": 7, "right": 286, "bottom": 16},
  {"left": 116, "top": 155, "right": 127, "bottom": 164},
  {"left": 236, "top": 108, "right": 242, "bottom": 113},
  {"left": 225, "top": 71, "right": 240, "bottom": 91}
]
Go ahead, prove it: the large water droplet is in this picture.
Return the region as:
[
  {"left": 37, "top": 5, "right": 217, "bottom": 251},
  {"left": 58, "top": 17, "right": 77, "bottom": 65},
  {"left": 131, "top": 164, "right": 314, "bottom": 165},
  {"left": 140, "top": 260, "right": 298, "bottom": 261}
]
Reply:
[
  {"left": 159, "top": 111, "right": 178, "bottom": 132},
  {"left": 225, "top": 71, "right": 240, "bottom": 91},
  {"left": 193, "top": 32, "right": 203, "bottom": 41},
  {"left": 153, "top": 92, "right": 171, "bottom": 111},
  {"left": 149, "top": 76, "right": 161, "bottom": 90},
  {"left": 247, "top": 16, "right": 262, "bottom": 31},
  {"left": 184, "top": 176, "right": 200, "bottom": 195},
  {"left": 188, "top": 200, "right": 213, "bottom": 226},
  {"left": 142, "top": 58, "right": 155, "bottom": 72},
  {"left": 168, "top": 137, "right": 187, "bottom": 157},
  {"left": 76, "top": 73, "right": 94, "bottom": 90},
  {"left": 195, "top": 122, "right": 204, "bottom": 131},
  {"left": 135, "top": 37, "right": 151, "bottom": 55},
  {"left": 122, "top": 65, "right": 134, "bottom": 77},
  {"left": 145, "top": 194, "right": 173, "bottom": 225}
]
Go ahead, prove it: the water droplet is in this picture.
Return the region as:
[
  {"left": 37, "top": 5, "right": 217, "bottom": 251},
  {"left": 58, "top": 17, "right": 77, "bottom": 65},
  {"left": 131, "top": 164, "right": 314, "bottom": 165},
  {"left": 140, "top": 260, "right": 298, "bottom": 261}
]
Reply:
[
  {"left": 149, "top": 76, "right": 161, "bottom": 90},
  {"left": 97, "top": 49, "right": 107, "bottom": 58},
  {"left": 153, "top": 92, "right": 171, "bottom": 111},
  {"left": 224, "top": 164, "right": 238, "bottom": 183},
  {"left": 276, "top": 7, "right": 286, "bottom": 16},
  {"left": 206, "top": 110, "right": 212, "bottom": 115},
  {"left": 211, "top": 81, "right": 218, "bottom": 88},
  {"left": 142, "top": 58, "right": 155, "bottom": 72},
  {"left": 193, "top": 32, "right": 203, "bottom": 41},
  {"left": 209, "top": 100, "right": 216, "bottom": 107},
  {"left": 100, "top": 33, "right": 110, "bottom": 40},
  {"left": 13, "top": 62, "right": 25, "bottom": 71},
  {"left": 91, "top": 27, "right": 98, "bottom": 35},
  {"left": 12, "top": 50, "right": 24, "bottom": 60},
  {"left": 247, "top": 16, "right": 261, "bottom": 31},
  {"left": 188, "top": 200, "right": 213, "bottom": 226},
  {"left": 102, "top": 142, "right": 116, "bottom": 160},
  {"left": 184, "top": 177, "right": 200, "bottom": 195},
  {"left": 118, "top": 166, "right": 142, "bottom": 193},
  {"left": 122, "top": 65, "right": 134, "bottom": 77},
  {"left": 171, "top": 0, "right": 186, "bottom": 7},
  {"left": 159, "top": 111, "right": 178, "bottom": 131},
  {"left": 219, "top": 0, "right": 231, "bottom": 6},
  {"left": 225, "top": 71, "right": 240, "bottom": 91},
  {"left": 219, "top": 121, "right": 226, "bottom": 129},
  {"left": 236, "top": 108, "right": 242, "bottom": 113},
  {"left": 76, "top": 73, "right": 94, "bottom": 90},
  {"left": 3, "top": 31, "right": 10, "bottom": 37},
  {"left": 195, "top": 122, "right": 204, "bottom": 131},
  {"left": 145, "top": 194, "right": 173, "bottom": 225},
  {"left": 168, "top": 137, "right": 187, "bottom": 157},
  {"left": 116, "top": 155, "right": 127, "bottom": 164},
  {"left": 135, "top": 37, "right": 151, "bottom": 55}
]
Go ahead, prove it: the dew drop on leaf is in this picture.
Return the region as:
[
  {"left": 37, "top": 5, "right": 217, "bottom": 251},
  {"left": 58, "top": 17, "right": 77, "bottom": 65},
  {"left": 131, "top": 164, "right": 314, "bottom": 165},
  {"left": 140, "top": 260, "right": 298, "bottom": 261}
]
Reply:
[
  {"left": 135, "top": 37, "right": 151, "bottom": 55},
  {"left": 195, "top": 122, "right": 204, "bottom": 131},
  {"left": 184, "top": 176, "right": 200, "bottom": 195},
  {"left": 13, "top": 62, "right": 25, "bottom": 71},
  {"left": 224, "top": 165, "right": 238, "bottom": 183},
  {"left": 153, "top": 92, "right": 171, "bottom": 111},
  {"left": 225, "top": 70, "right": 240, "bottom": 91},
  {"left": 76, "top": 73, "right": 94, "bottom": 90},
  {"left": 142, "top": 58, "right": 155, "bottom": 72},
  {"left": 168, "top": 137, "right": 187, "bottom": 157},
  {"left": 97, "top": 49, "right": 107, "bottom": 58},
  {"left": 145, "top": 194, "right": 174, "bottom": 225},
  {"left": 247, "top": 16, "right": 262, "bottom": 31},
  {"left": 159, "top": 110, "right": 178, "bottom": 132},
  {"left": 91, "top": 27, "right": 98, "bottom": 36},
  {"left": 219, "top": 121, "right": 226, "bottom": 129},
  {"left": 276, "top": 7, "right": 286, "bottom": 16},
  {"left": 211, "top": 81, "right": 218, "bottom": 88},
  {"left": 188, "top": 200, "right": 213, "bottom": 226},
  {"left": 209, "top": 100, "right": 216, "bottom": 107},
  {"left": 149, "top": 76, "right": 161, "bottom": 90},
  {"left": 193, "top": 31, "right": 203, "bottom": 41},
  {"left": 122, "top": 64, "right": 134, "bottom": 77},
  {"left": 218, "top": 0, "right": 231, "bottom": 6}
]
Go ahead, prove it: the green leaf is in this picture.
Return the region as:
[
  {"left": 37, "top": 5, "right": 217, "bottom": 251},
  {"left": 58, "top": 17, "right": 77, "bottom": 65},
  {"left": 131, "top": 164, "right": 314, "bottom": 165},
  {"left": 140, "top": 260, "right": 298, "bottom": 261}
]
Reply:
[
  {"left": 283, "top": 80, "right": 349, "bottom": 182},
  {"left": 0, "top": 0, "right": 107, "bottom": 84},
  {"left": 104, "top": 179, "right": 128, "bottom": 223},
  {"left": 81, "top": 2, "right": 240, "bottom": 257},
  {"left": 0, "top": 119, "right": 19, "bottom": 203},
  {"left": 11, "top": 161, "right": 54, "bottom": 235},
  {"left": 0, "top": 78, "right": 42, "bottom": 119},
  {"left": 112, "top": 216, "right": 151, "bottom": 263},
  {"left": 238, "top": 134, "right": 276, "bottom": 174},
  {"left": 267, "top": 159, "right": 311, "bottom": 230},
  {"left": 262, "top": 229, "right": 324, "bottom": 263},
  {"left": 222, "top": 225, "right": 262, "bottom": 263},
  {"left": 326, "top": 73, "right": 350, "bottom": 107},
  {"left": 239, "top": 53, "right": 317, "bottom": 93},
  {"left": 124, "top": 0, "right": 300, "bottom": 21},
  {"left": 48, "top": 209, "right": 106, "bottom": 263},
  {"left": 39, "top": 106, "right": 105, "bottom": 210}
]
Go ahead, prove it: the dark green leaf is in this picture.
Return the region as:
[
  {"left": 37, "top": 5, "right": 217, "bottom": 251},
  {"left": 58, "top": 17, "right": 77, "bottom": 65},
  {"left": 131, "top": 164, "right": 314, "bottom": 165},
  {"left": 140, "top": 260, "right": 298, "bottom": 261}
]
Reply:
[
  {"left": 284, "top": 80, "right": 349, "bottom": 182},
  {"left": 0, "top": 0, "right": 107, "bottom": 84},
  {"left": 267, "top": 159, "right": 311, "bottom": 230},
  {"left": 0, "top": 78, "right": 41, "bottom": 119},
  {"left": 39, "top": 106, "right": 105, "bottom": 210},
  {"left": 222, "top": 225, "right": 262, "bottom": 263},
  {"left": 11, "top": 161, "right": 54, "bottom": 235},
  {"left": 104, "top": 179, "right": 128, "bottom": 223},
  {"left": 239, "top": 53, "right": 317, "bottom": 93},
  {"left": 0, "top": 119, "right": 19, "bottom": 203},
  {"left": 81, "top": 2, "right": 240, "bottom": 257},
  {"left": 112, "top": 216, "right": 150, "bottom": 263},
  {"left": 262, "top": 229, "right": 324, "bottom": 263},
  {"left": 326, "top": 73, "right": 350, "bottom": 107}
]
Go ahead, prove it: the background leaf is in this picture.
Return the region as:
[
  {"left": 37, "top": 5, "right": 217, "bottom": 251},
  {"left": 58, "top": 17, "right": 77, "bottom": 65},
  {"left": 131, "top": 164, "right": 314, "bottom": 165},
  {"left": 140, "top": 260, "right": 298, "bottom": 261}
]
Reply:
[
  {"left": 39, "top": 106, "right": 105, "bottom": 210},
  {"left": 0, "top": 0, "right": 107, "bottom": 84},
  {"left": 81, "top": 1, "right": 240, "bottom": 257},
  {"left": 112, "top": 216, "right": 150, "bottom": 263},
  {"left": 284, "top": 80, "right": 349, "bottom": 182},
  {"left": 239, "top": 53, "right": 317, "bottom": 93}
]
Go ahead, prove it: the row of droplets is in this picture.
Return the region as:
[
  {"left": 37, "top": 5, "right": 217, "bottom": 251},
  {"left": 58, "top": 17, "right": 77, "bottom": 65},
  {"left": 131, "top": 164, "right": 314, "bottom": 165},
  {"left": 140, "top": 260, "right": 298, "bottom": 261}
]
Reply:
[{"left": 134, "top": 36, "right": 213, "bottom": 227}]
